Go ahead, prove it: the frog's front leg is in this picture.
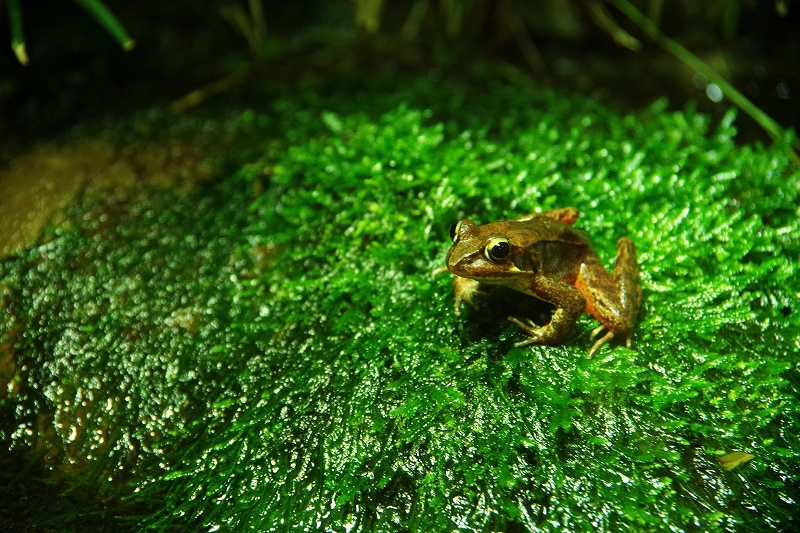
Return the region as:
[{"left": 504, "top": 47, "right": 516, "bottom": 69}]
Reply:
[
  {"left": 508, "top": 277, "right": 586, "bottom": 346},
  {"left": 452, "top": 276, "right": 489, "bottom": 316}
]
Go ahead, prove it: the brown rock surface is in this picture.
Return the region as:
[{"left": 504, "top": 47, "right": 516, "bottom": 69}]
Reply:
[{"left": 0, "top": 140, "right": 215, "bottom": 258}]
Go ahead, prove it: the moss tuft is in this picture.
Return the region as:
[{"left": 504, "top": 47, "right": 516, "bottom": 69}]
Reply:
[{"left": 1, "top": 78, "right": 798, "bottom": 532}]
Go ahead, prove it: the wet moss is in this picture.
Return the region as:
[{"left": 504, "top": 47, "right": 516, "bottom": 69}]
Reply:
[{"left": 1, "top": 77, "right": 798, "bottom": 532}]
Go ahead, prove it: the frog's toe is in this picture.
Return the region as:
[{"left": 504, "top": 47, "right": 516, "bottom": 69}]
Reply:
[
  {"left": 454, "top": 291, "right": 483, "bottom": 316},
  {"left": 513, "top": 336, "right": 540, "bottom": 347},
  {"left": 461, "top": 290, "right": 485, "bottom": 309},
  {"left": 431, "top": 265, "right": 449, "bottom": 277},
  {"left": 587, "top": 330, "right": 615, "bottom": 359},
  {"left": 508, "top": 316, "right": 532, "bottom": 332},
  {"left": 590, "top": 324, "right": 607, "bottom": 340},
  {"left": 625, "top": 334, "right": 634, "bottom": 349},
  {"left": 453, "top": 276, "right": 486, "bottom": 315},
  {"left": 508, "top": 316, "right": 546, "bottom": 346}
]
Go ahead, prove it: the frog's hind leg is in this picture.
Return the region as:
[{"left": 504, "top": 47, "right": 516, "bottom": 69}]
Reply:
[
  {"left": 613, "top": 237, "right": 642, "bottom": 348},
  {"left": 575, "top": 237, "right": 641, "bottom": 357},
  {"left": 513, "top": 207, "right": 579, "bottom": 225}
]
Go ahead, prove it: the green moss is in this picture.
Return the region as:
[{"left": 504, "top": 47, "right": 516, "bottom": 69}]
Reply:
[{"left": 1, "top": 78, "right": 798, "bottom": 532}]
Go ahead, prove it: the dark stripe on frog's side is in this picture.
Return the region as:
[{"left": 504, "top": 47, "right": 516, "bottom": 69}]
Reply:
[
  {"left": 525, "top": 240, "right": 588, "bottom": 283},
  {"left": 505, "top": 216, "right": 592, "bottom": 283}
]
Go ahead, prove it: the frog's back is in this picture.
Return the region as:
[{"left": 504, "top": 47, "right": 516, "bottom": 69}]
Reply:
[{"left": 500, "top": 214, "right": 591, "bottom": 248}]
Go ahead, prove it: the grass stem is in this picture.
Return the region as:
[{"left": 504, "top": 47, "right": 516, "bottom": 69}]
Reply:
[{"left": 612, "top": 0, "right": 799, "bottom": 165}]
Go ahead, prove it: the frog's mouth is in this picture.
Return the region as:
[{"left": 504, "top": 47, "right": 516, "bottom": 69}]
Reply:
[{"left": 446, "top": 251, "right": 521, "bottom": 282}]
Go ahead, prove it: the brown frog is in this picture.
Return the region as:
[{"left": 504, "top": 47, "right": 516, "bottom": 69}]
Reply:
[{"left": 446, "top": 207, "right": 641, "bottom": 357}]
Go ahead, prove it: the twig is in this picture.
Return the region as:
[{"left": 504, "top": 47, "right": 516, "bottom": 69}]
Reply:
[
  {"left": 586, "top": 0, "right": 641, "bottom": 51},
  {"left": 401, "top": 0, "right": 429, "bottom": 41},
  {"left": 170, "top": 67, "right": 251, "bottom": 114},
  {"left": 503, "top": 0, "right": 549, "bottom": 77}
]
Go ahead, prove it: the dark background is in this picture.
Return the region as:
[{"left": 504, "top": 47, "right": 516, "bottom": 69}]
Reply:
[{"left": 0, "top": 0, "right": 797, "bottom": 162}]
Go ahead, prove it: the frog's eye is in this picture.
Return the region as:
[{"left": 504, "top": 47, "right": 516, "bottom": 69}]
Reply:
[
  {"left": 449, "top": 221, "right": 462, "bottom": 243},
  {"left": 485, "top": 237, "right": 511, "bottom": 262}
]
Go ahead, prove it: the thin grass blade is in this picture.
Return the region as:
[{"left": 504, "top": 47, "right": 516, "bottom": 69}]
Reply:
[
  {"left": 6, "top": 0, "right": 28, "bottom": 65},
  {"left": 72, "top": 0, "right": 135, "bottom": 51},
  {"left": 612, "top": 0, "right": 800, "bottom": 163}
]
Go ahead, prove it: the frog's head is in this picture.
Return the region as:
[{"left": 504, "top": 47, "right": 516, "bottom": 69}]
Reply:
[{"left": 446, "top": 219, "right": 534, "bottom": 286}]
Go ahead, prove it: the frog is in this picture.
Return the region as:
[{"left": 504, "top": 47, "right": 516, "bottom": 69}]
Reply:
[{"left": 446, "top": 207, "right": 641, "bottom": 357}]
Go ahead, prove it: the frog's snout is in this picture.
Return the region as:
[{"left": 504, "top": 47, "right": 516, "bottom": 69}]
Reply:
[
  {"left": 445, "top": 246, "right": 460, "bottom": 274},
  {"left": 446, "top": 245, "right": 476, "bottom": 277},
  {"left": 445, "top": 219, "right": 481, "bottom": 276}
]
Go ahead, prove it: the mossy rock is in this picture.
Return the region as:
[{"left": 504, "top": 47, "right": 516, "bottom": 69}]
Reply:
[{"left": 1, "top": 77, "right": 798, "bottom": 532}]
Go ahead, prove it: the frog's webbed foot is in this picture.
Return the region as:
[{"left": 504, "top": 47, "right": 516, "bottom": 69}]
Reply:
[
  {"left": 508, "top": 316, "right": 547, "bottom": 346},
  {"left": 453, "top": 276, "right": 486, "bottom": 316}
]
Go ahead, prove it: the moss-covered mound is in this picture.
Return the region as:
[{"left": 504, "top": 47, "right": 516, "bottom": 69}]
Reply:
[{"left": 1, "top": 78, "right": 798, "bottom": 532}]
